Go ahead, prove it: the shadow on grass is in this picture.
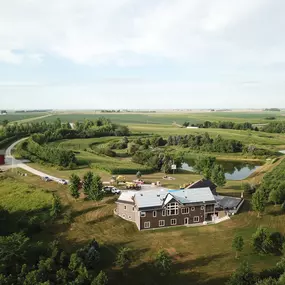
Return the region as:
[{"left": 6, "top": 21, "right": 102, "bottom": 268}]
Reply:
[
  {"left": 71, "top": 204, "right": 105, "bottom": 219},
  {"left": 267, "top": 207, "right": 285, "bottom": 216},
  {"left": 86, "top": 214, "right": 113, "bottom": 225}
]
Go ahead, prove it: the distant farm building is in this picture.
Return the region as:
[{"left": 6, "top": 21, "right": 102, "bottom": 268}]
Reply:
[
  {"left": 187, "top": 126, "right": 199, "bottom": 129},
  {"left": 0, "top": 150, "right": 5, "bottom": 165}
]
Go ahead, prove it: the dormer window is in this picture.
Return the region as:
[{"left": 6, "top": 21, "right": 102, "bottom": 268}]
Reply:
[{"left": 167, "top": 202, "right": 179, "bottom": 216}]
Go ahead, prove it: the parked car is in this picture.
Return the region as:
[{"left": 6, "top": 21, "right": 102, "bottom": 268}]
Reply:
[
  {"left": 42, "top": 176, "right": 52, "bottom": 182},
  {"left": 58, "top": 179, "right": 67, "bottom": 185},
  {"left": 103, "top": 186, "right": 121, "bottom": 194}
]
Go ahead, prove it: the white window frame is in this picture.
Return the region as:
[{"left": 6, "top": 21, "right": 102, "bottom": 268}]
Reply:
[
  {"left": 184, "top": 217, "right": 189, "bottom": 225},
  {"left": 201, "top": 206, "right": 204, "bottom": 211},
  {"left": 124, "top": 205, "right": 127, "bottom": 210},
  {"left": 193, "top": 216, "right": 199, "bottom": 223},
  {"left": 170, "top": 219, "right": 177, "bottom": 225},
  {"left": 141, "top": 212, "right": 146, "bottom": 217},
  {"left": 167, "top": 202, "right": 179, "bottom": 216},
  {"left": 162, "top": 210, "right": 166, "bottom": 216},
  {"left": 128, "top": 215, "right": 132, "bottom": 220},
  {"left": 191, "top": 207, "right": 195, "bottom": 211},
  {"left": 181, "top": 207, "right": 189, "bottom": 214},
  {"left": 122, "top": 214, "right": 126, "bottom": 218},
  {"left": 153, "top": 211, "right": 157, "bottom": 217},
  {"left": 144, "top": 221, "right": 150, "bottom": 229},
  {"left": 159, "top": 220, "right": 165, "bottom": 227}
]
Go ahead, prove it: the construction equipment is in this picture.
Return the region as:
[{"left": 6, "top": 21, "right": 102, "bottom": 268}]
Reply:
[{"left": 126, "top": 182, "right": 141, "bottom": 190}]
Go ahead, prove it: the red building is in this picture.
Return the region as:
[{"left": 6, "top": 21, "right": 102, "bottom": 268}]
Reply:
[{"left": 0, "top": 150, "right": 5, "bottom": 165}]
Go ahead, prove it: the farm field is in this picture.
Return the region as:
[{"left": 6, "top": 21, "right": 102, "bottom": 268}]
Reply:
[
  {"left": 0, "top": 112, "right": 51, "bottom": 123},
  {"left": 32, "top": 110, "right": 285, "bottom": 125},
  {"left": 2, "top": 170, "right": 285, "bottom": 285}
]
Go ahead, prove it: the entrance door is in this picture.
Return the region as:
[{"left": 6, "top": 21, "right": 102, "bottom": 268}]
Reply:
[{"left": 184, "top": 217, "right": 189, "bottom": 225}]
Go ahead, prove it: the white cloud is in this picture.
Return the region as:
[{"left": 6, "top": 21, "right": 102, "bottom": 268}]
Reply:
[
  {"left": 0, "top": 0, "right": 284, "bottom": 65},
  {"left": 0, "top": 50, "right": 23, "bottom": 64}
]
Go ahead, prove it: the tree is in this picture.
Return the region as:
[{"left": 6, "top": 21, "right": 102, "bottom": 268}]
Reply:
[
  {"left": 92, "top": 271, "right": 108, "bottom": 285},
  {"left": 115, "top": 247, "right": 132, "bottom": 274},
  {"left": 255, "top": 278, "right": 278, "bottom": 285},
  {"left": 211, "top": 164, "right": 226, "bottom": 187},
  {"left": 251, "top": 227, "right": 284, "bottom": 255},
  {"left": 83, "top": 171, "right": 93, "bottom": 196},
  {"left": 252, "top": 190, "right": 266, "bottom": 217},
  {"left": 232, "top": 235, "right": 244, "bottom": 258},
  {"left": 56, "top": 268, "right": 68, "bottom": 284},
  {"left": 243, "top": 183, "right": 256, "bottom": 195},
  {"left": 154, "top": 250, "right": 172, "bottom": 277},
  {"left": 252, "top": 227, "right": 270, "bottom": 254},
  {"left": 226, "top": 261, "right": 256, "bottom": 285},
  {"left": 182, "top": 121, "right": 190, "bottom": 127},
  {"left": 194, "top": 156, "right": 216, "bottom": 179},
  {"left": 69, "top": 173, "right": 81, "bottom": 199},
  {"left": 50, "top": 194, "right": 61, "bottom": 219},
  {"left": 2, "top": 120, "right": 9, "bottom": 127},
  {"left": 68, "top": 253, "right": 82, "bottom": 272},
  {"left": 88, "top": 175, "right": 103, "bottom": 201},
  {"left": 136, "top": 171, "right": 142, "bottom": 179},
  {"left": 0, "top": 233, "right": 29, "bottom": 269}
]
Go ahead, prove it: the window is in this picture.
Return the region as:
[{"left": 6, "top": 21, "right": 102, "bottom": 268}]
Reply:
[
  {"left": 132, "top": 207, "right": 135, "bottom": 211},
  {"left": 162, "top": 210, "right": 166, "bottom": 216},
  {"left": 144, "top": 221, "right": 150, "bottom": 229},
  {"left": 184, "top": 217, "right": 189, "bottom": 225},
  {"left": 193, "top": 216, "right": 199, "bottom": 223},
  {"left": 170, "top": 219, "right": 177, "bottom": 225},
  {"left": 181, "top": 207, "right": 189, "bottom": 214},
  {"left": 122, "top": 214, "right": 126, "bottom": 218},
  {"left": 191, "top": 207, "right": 195, "bottom": 211},
  {"left": 167, "top": 202, "right": 179, "bottom": 216},
  {"left": 128, "top": 216, "right": 132, "bottom": 220},
  {"left": 124, "top": 205, "right": 127, "bottom": 210},
  {"left": 201, "top": 206, "right": 204, "bottom": 211},
  {"left": 153, "top": 211, "right": 157, "bottom": 217},
  {"left": 159, "top": 220, "right": 165, "bottom": 227},
  {"left": 141, "top": 212, "right": 146, "bottom": 217}
]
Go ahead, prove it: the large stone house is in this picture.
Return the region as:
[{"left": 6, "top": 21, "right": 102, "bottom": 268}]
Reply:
[{"left": 115, "top": 187, "right": 218, "bottom": 230}]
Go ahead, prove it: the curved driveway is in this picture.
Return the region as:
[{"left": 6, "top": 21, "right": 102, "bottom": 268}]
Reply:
[{"left": 4, "top": 138, "right": 68, "bottom": 183}]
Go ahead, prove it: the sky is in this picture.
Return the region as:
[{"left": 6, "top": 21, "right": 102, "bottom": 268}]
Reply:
[{"left": 0, "top": 0, "right": 285, "bottom": 110}]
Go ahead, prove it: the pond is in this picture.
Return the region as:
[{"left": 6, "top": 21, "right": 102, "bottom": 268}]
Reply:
[{"left": 181, "top": 159, "right": 263, "bottom": 181}]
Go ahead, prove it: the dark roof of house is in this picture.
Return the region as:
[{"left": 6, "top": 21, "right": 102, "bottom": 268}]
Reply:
[{"left": 186, "top": 179, "right": 217, "bottom": 195}]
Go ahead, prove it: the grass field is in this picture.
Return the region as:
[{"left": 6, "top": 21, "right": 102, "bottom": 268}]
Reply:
[
  {"left": 2, "top": 169, "right": 285, "bottom": 285},
  {"left": 32, "top": 111, "right": 285, "bottom": 125}
]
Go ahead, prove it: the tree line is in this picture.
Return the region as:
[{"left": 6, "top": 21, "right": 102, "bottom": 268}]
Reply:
[
  {"left": 183, "top": 120, "right": 256, "bottom": 131},
  {"left": 263, "top": 122, "right": 285, "bottom": 133},
  {"left": 167, "top": 133, "right": 244, "bottom": 153},
  {"left": 0, "top": 117, "right": 130, "bottom": 143},
  {"left": 248, "top": 159, "right": 285, "bottom": 218}
]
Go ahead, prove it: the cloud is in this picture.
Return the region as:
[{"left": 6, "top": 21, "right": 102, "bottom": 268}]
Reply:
[{"left": 0, "top": 0, "right": 284, "bottom": 66}]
